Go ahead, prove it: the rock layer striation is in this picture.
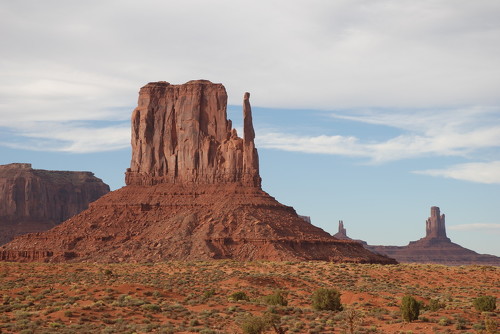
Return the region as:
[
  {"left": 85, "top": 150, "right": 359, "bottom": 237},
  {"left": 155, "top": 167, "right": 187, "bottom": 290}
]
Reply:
[
  {"left": 0, "top": 163, "right": 109, "bottom": 245},
  {"left": 0, "top": 80, "right": 395, "bottom": 264}
]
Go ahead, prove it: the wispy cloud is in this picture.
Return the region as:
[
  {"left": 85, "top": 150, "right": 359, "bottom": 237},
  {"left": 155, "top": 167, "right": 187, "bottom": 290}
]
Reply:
[
  {"left": 1, "top": 122, "right": 130, "bottom": 153},
  {"left": 413, "top": 161, "right": 500, "bottom": 184},
  {"left": 448, "top": 223, "right": 500, "bottom": 231},
  {"left": 258, "top": 107, "right": 500, "bottom": 162}
]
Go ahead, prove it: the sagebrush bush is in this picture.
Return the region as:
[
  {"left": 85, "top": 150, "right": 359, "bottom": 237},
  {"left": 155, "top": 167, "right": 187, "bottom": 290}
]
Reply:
[
  {"left": 264, "top": 290, "right": 288, "bottom": 306},
  {"left": 240, "top": 315, "right": 268, "bottom": 334},
  {"left": 400, "top": 295, "right": 420, "bottom": 322},
  {"left": 473, "top": 295, "right": 496, "bottom": 312},
  {"left": 428, "top": 298, "right": 444, "bottom": 311},
  {"left": 311, "top": 288, "right": 343, "bottom": 311},
  {"left": 229, "top": 291, "right": 249, "bottom": 302}
]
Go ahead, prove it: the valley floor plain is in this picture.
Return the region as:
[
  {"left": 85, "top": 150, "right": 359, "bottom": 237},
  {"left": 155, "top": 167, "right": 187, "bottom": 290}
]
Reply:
[{"left": 0, "top": 261, "right": 498, "bottom": 333}]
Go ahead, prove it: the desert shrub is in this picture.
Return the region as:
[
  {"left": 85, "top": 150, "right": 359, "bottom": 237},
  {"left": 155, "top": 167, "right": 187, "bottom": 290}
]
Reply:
[
  {"left": 473, "top": 295, "right": 496, "bottom": 312},
  {"left": 341, "top": 308, "right": 363, "bottom": 334},
  {"left": 229, "top": 291, "right": 249, "bottom": 302},
  {"left": 455, "top": 319, "right": 466, "bottom": 330},
  {"left": 203, "top": 289, "right": 215, "bottom": 299},
  {"left": 485, "top": 316, "right": 498, "bottom": 334},
  {"left": 264, "top": 290, "right": 288, "bottom": 306},
  {"left": 428, "top": 298, "right": 444, "bottom": 311},
  {"left": 240, "top": 315, "right": 268, "bottom": 334},
  {"left": 141, "top": 304, "right": 161, "bottom": 312},
  {"left": 311, "top": 288, "right": 343, "bottom": 311},
  {"left": 400, "top": 295, "right": 421, "bottom": 322}
]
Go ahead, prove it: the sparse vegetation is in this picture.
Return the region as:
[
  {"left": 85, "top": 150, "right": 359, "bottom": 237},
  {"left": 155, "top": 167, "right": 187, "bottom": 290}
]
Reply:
[
  {"left": 0, "top": 262, "right": 497, "bottom": 333},
  {"left": 311, "top": 288, "right": 343, "bottom": 311},
  {"left": 473, "top": 295, "right": 496, "bottom": 312},
  {"left": 400, "top": 295, "right": 421, "bottom": 322},
  {"left": 263, "top": 290, "right": 288, "bottom": 306},
  {"left": 229, "top": 291, "right": 250, "bottom": 302}
]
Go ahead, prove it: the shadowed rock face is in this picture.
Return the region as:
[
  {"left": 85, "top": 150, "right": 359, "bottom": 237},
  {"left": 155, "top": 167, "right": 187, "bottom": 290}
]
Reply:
[
  {"left": 0, "top": 163, "right": 110, "bottom": 245},
  {"left": 0, "top": 80, "right": 395, "bottom": 264}
]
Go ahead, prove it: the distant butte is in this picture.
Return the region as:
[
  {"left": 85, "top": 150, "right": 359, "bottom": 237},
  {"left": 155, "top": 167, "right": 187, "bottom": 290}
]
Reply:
[
  {"left": 0, "top": 163, "right": 109, "bottom": 245},
  {"left": 351, "top": 206, "right": 499, "bottom": 266},
  {"left": 0, "top": 80, "right": 395, "bottom": 264}
]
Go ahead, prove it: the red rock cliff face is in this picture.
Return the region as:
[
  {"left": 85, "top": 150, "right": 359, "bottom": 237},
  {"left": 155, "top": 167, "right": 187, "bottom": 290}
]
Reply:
[
  {"left": 0, "top": 163, "right": 110, "bottom": 245},
  {"left": 125, "top": 80, "right": 260, "bottom": 187}
]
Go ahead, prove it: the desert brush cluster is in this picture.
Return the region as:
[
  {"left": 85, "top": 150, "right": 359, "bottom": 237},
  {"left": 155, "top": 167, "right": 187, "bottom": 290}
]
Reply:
[{"left": 0, "top": 261, "right": 498, "bottom": 333}]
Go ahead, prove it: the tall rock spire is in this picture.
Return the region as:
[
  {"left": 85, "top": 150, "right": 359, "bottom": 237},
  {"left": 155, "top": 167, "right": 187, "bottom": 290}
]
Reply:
[
  {"left": 425, "top": 206, "right": 449, "bottom": 240},
  {"left": 242, "top": 92, "right": 260, "bottom": 187}
]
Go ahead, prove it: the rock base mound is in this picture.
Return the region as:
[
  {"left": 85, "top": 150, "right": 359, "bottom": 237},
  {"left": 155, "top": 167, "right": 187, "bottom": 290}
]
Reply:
[{"left": 1, "top": 183, "right": 394, "bottom": 263}]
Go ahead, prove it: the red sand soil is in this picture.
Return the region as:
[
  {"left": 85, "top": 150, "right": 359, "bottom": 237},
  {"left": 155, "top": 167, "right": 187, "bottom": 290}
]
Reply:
[{"left": 0, "top": 261, "right": 498, "bottom": 333}]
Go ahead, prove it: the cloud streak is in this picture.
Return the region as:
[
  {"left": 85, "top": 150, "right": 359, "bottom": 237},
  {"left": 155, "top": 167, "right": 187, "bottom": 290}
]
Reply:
[
  {"left": 413, "top": 161, "right": 500, "bottom": 184},
  {"left": 258, "top": 106, "right": 500, "bottom": 161},
  {"left": 1, "top": 122, "right": 130, "bottom": 153},
  {"left": 448, "top": 223, "right": 500, "bottom": 231}
]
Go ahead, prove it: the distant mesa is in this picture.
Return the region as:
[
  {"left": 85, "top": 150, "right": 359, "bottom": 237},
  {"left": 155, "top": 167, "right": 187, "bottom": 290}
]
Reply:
[
  {"left": 0, "top": 80, "right": 395, "bottom": 264},
  {"left": 344, "top": 206, "right": 500, "bottom": 266},
  {"left": 0, "top": 163, "right": 110, "bottom": 245}
]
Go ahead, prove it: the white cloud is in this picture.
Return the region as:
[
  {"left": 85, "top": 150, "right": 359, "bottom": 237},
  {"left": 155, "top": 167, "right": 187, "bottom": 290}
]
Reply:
[
  {"left": 1, "top": 122, "right": 130, "bottom": 153},
  {"left": 413, "top": 161, "right": 500, "bottom": 184},
  {"left": 258, "top": 107, "right": 500, "bottom": 164},
  {"left": 1, "top": 0, "right": 500, "bottom": 162},
  {"left": 448, "top": 223, "right": 500, "bottom": 231}
]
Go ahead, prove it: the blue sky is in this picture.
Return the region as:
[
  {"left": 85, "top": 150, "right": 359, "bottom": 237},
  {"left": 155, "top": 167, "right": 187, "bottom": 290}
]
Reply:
[{"left": 1, "top": 1, "right": 499, "bottom": 256}]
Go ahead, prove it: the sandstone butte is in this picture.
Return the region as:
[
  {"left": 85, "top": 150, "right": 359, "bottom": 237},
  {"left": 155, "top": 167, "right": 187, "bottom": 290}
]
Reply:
[
  {"left": 0, "top": 80, "right": 395, "bottom": 264},
  {"left": 337, "top": 206, "right": 500, "bottom": 266},
  {"left": 0, "top": 163, "right": 109, "bottom": 245}
]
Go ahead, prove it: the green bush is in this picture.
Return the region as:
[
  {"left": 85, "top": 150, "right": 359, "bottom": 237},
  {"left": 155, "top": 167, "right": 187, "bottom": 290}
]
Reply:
[
  {"left": 240, "top": 315, "right": 268, "bottom": 334},
  {"left": 400, "top": 295, "right": 421, "bottom": 322},
  {"left": 264, "top": 290, "right": 288, "bottom": 306},
  {"left": 311, "top": 288, "right": 343, "bottom": 311},
  {"left": 428, "top": 298, "right": 444, "bottom": 311},
  {"left": 240, "top": 313, "right": 283, "bottom": 334},
  {"left": 473, "top": 295, "right": 496, "bottom": 312},
  {"left": 229, "top": 291, "right": 249, "bottom": 302}
]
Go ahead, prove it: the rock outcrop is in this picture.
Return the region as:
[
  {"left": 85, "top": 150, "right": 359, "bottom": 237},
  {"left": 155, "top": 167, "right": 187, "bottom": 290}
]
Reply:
[
  {"left": 125, "top": 81, "right": 260, "bottom": 187},
  {"left": 0, "top": 80, "right": 395, "bottom": 264},
  {"left": 0, "top": 163, "right": 109, "bottom": 245},
  {"left": 333, "top": 220, "right": 349, "bottom": 240},
  {"left": 365, "top": 207, "right": 500, "bottom": 265}
]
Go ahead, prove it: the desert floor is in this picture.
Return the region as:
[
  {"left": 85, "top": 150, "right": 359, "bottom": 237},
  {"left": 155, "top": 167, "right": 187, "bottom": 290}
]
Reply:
[{"left": 0, "top": 261, "right": 498, "bottom": 333}]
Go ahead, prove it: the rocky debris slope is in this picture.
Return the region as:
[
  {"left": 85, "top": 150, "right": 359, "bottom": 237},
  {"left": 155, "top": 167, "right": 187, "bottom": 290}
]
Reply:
[
  {"left": 0, "top": 163, "right": 109, "bottom": 245},
  {"left": 0, "top": 80, "right": 395, "bottom": 264},
  {"left": 365, "top": 207, "right": 500, "bottom": 265}
]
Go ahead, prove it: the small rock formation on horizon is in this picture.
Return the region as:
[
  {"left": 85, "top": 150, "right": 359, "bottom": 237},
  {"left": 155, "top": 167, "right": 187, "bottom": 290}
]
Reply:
[
  {"left": 333, "top": 220, "right": 349, "bottom": 240},
  {"left": 0, "top": 163, "right": 109, "bottom": 245},
  {"left": 424, "top": 206, "right": 450, "bottom": 242},
  {"left": 0, "top": 80, "right": 395, "bottom": 264},
  {"left": 365, "top": 206, "right": 500, "bottom": 265}
]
